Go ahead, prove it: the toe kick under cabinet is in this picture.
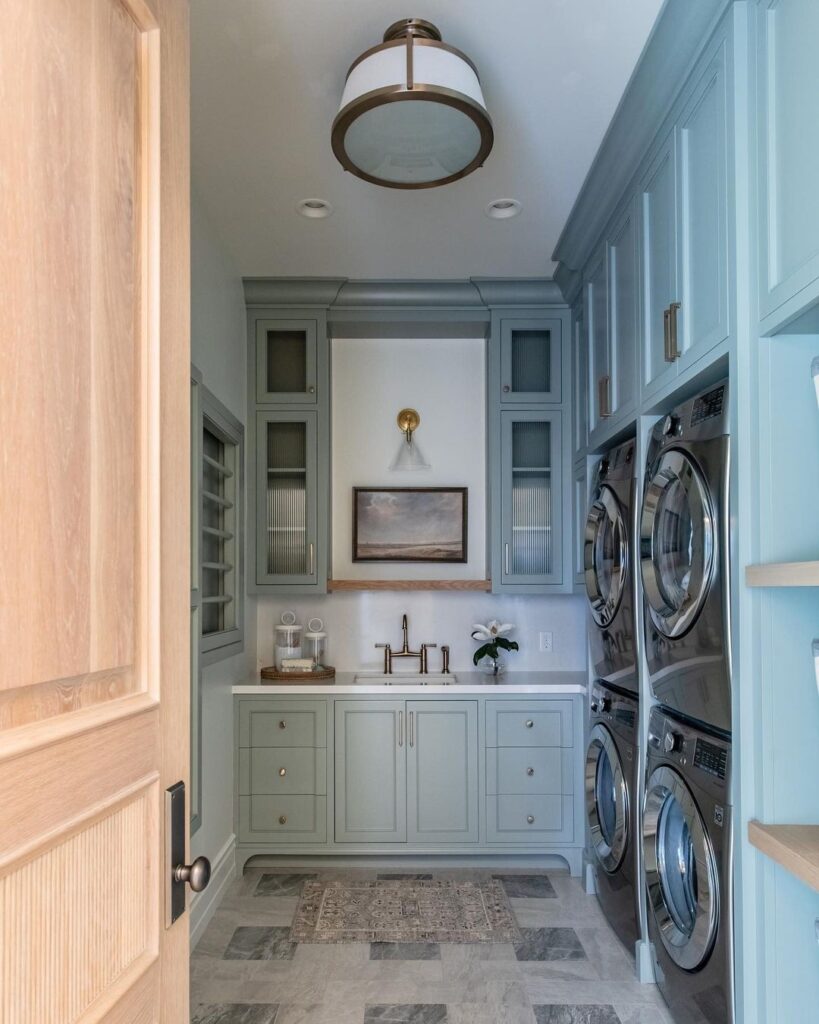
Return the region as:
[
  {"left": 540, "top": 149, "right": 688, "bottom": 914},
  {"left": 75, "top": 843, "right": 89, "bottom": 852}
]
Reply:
[{"left": 234, "top": 691, "right": 584, "bottom": 871}]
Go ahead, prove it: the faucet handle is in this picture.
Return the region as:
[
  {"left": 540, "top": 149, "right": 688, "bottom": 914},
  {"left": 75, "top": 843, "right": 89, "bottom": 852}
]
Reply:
[
  {"left": 420, "top": 643, "right": 437, "bottom": 674},
  {"left": 375, "top": 643, "right": 391, "bottom": 674},
  {"left": 441, "top": 645, "right": 450, "bottom": 675}
]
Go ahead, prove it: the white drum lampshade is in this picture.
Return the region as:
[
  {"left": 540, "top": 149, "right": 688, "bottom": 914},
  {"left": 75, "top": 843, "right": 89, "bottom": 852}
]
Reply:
[{"left": 331, "top": 19, "right": 494, "bottom": 189}]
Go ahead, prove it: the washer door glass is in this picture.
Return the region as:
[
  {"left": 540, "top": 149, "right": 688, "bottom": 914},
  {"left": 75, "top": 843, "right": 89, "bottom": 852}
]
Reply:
[
  {"left": 584, "top": 484, "right": 628, "bottom": 628},
  {"left": 640, "top": 449, "right": 714, "bottom": 639},
  {"left": 643, "top": 766, "right": 718, "bottom": 970},
  {"left": 585, "top": 724, "right": 629, "bottom": 873}
]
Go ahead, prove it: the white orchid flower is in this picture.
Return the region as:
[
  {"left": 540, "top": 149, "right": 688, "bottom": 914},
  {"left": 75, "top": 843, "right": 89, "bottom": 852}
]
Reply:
[{"left": 470, "top": 619, "right": 515, "bottom": 641}]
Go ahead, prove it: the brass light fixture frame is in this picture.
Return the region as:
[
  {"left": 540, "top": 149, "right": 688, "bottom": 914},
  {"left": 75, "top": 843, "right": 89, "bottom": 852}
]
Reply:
[
  {"left": 331, "top": 18, "right": 494, "bottom": 190},
  {"left": 396, "top": 407, "right": 421, "bottom": 442}
]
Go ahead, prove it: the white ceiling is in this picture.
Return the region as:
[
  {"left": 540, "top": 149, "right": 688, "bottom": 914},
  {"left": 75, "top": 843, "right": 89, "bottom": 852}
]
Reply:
[{"left": 191, "top": 0, "right": 664, "bottom": 279}]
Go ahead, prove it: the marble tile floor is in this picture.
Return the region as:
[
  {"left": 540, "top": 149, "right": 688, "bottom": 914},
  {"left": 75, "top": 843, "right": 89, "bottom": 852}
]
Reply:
[{"left": 191, "top": 867, "right": 675, "bottom": 1024}]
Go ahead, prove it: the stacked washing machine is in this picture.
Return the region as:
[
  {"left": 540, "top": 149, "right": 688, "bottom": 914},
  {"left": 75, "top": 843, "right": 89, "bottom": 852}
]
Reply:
[
  {"left": 584, "top": 379, "right": 734, "bottom": 1024},
  {"left": 583, "top": 438, "right": 641, "bottom": 956},
  {"left": 639, "top": 381, "right": 733, "bottom": 1024}
]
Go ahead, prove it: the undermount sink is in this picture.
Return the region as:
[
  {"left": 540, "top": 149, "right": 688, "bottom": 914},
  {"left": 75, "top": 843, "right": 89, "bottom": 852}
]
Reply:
[{"left": 354, "top": 673, "right": 458, "bottom": 685}]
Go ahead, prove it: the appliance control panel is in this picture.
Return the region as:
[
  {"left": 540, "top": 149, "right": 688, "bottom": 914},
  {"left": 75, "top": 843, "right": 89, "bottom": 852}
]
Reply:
[
  {"left": 693, "top": 738, "right": 728, "bottom": 780},
  {"left": 691, "top": 384, "right": 726, "bottom": 426}
]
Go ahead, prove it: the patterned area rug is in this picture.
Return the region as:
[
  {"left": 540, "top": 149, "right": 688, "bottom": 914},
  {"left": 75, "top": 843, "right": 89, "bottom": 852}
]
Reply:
[{"left": 290, "top": 878, "right": 521, "bottom": 943}]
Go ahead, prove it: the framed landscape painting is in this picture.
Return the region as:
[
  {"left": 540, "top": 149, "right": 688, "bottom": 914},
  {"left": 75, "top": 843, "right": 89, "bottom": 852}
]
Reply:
[{"left": 353, "top": 487, "right": 468, "bottom": 562}]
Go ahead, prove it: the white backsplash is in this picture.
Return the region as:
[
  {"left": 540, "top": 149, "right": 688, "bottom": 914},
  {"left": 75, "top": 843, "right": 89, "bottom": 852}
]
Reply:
[{"left": 256, "top": 593, "right": 587, "bottom": 675}]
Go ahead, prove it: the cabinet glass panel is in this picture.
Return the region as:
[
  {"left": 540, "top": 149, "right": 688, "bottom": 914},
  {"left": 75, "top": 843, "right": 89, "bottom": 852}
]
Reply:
[
  {"left": 501, "top": 412, "right": 562, "bottom": 585},
  {"left": 202, "top": 426, "right": 235, "bottom": 635},
  {"left": 255, "top": 318, "right": 318, "bottom": 404},
  {"left": 501, "top": 318, "right": 561, "bottom": 403},
  {"left": 266, "top": 421, "right": 307, "bottom": 575}
]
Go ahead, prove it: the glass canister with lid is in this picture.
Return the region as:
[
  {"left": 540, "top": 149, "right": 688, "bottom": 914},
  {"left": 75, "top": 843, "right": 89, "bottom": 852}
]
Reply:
[
  {"left": 274, "top": 610, "right": 303, "bottom": 670},
  {"left": 303, "top": 617, "right": 327, "bottom": 670}
]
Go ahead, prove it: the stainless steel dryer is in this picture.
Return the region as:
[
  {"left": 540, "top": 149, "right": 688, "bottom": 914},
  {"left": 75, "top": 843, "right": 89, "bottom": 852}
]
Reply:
[
  {"left": 643, "top": 707, "right": 733, "bottom": 1024},
  {"left": 640, "top": 381, "right": 731, "bottom": 735},
  {"left": 585, "top": 437, "right": 637, "bottom": 695},
  {"left": 585, "top": 681, "right": 640, "bottom": 955}
]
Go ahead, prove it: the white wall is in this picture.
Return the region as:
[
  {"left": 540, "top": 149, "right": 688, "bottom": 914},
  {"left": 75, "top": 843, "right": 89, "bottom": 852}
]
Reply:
[
  {"left": 190, "top": 189, "right": 254, "bottom": 904},
  {"left": 331, "top": 337, "right": 486, "bottom": 580}
]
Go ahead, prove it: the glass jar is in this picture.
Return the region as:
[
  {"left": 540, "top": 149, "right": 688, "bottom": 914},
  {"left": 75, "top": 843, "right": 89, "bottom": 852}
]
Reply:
[
  {"left": 303, "top": 617, "right": 327, "bottom": 669},
  {"left": 274, "top": 611, "right": 302, "bottom": 670}
]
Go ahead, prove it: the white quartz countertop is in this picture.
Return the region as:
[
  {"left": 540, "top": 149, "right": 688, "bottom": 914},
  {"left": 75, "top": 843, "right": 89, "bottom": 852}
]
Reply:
[{"left": 232, "top": 671, "right": 587, "bottom": 695}]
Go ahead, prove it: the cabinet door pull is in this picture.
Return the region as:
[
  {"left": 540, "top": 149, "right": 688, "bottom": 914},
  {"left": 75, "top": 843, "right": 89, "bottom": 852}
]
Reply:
[
  {"left": 525, "top": 720, "right": 534, "bottom": 729},
  {"left": 398, "top": 710, "right": 404, "bottom": 747},
  {"left": 308, "top": 542, "right": 315, "bottom": 576},
  {"left": 308, "top": 385, "right": 316, "bottom": 394},
  {"left": 278, "top": 720, "right": 286, "bottom": 730},
  {"left": 668, "top": 302, "right": 681, "bottom": 361},
  {"left": 527, "top": 815, "right": 535, "bottom": 824},
  {"left": 504, "top": 542, "right": 510, "bottom": 576},
  {"left": 409, "top": 710, "right": 414, "bottom": 748},
  {"left": 278, "top": 767, "right": 287, "bottom": 777},
  {"left": 598, "top": 375, "right": 611, "bottom": 418},
  {"left": 502, "top": 384, "right": 511, "bottom": 393},
  {"left": 278, "top": 815, "right": 287, "bottom": 825},
  {"left": 663, "top": 307, "right": 672, "bottom": 362},
  {"left": 527, "top": 767, "right": 535, "bottom": 776}
]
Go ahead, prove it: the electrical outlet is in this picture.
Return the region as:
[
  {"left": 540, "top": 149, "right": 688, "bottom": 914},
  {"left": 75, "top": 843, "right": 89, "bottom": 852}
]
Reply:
[{"left": 539, "top": 631, "right": 553, "bottom": 652}]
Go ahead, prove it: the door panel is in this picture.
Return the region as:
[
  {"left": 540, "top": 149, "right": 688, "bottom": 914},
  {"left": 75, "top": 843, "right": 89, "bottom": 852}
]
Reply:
[
  {"left": 335, "top": 702, "right": 406, "bottom": 842},
  {"left": 407, "top": 701, "right": 478, "bottom": 843},
  {"left": 678, "top": 42, "right": 730, "bottom": 364},
  {"left": 608, "top": 201, "right": 639, "bottom": 417},
  {"left": 641, "top": 131, "right": 679, "bottom": 393},
  {"left": 587, "top": 254, "right": 609, "bottom": 432},
  {"left": 0, "top": 0, "right": 190, "bottom": 1019}
]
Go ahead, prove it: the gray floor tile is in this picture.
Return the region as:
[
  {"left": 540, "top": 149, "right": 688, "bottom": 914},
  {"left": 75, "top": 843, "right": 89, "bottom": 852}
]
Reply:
[
  {"left": 377, "top": 873, "right": 435, "bottom": 881},
  {"left": 364, "top": 1005, "right": 447, "bottom": 1023},
  {"left": 191, "top": 1006, "right": 279, "bottom": 1024},
  {"left": 224, "top": 926, "right": 297, "bottom": 961},
  {"left": 494, "top": 875, "right": 557, "bottom": 899},
  {"left": 254, "top": 873, "right": 317, "bottom": 897},
  {"left": 533, "top": 1007, "right": 621, "bottom": 1024},
  {"left": 515, "top": 928, "right": 587, "bottom": 962},
  {"left": 371, "top": 942, "right": 442, "bottom": 961}
]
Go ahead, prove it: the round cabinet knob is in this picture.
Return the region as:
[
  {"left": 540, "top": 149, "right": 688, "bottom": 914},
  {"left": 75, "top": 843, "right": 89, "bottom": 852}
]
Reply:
[
  {"left": 278, "top": 767, "right": 287, "bottom": 777},
  {"left": 278, "top": 720, "right": 286, "bottom": 730},
  {"left": 503, "top": 384, "right": 511, "bottom": 393},
  {"left": 663, "top": 730, "right": 682, "bottom": 754},
  {"left": 278, "top": 815, "right": 288, "bottom": 825},
  {"left": 174, "top": 856, "right": 211, "bottom": 893},
  {"left": 525, "top": 720, "right": 534, "bottom": 729},
  {"left": 308, "top": 386, "right": 316, "bottom": 394},
  {"left": 526, "top": 767, "right": 535, "bottom": 777},
  {"left": 527, "top": 815, "right": 535, "bottom": 825}
]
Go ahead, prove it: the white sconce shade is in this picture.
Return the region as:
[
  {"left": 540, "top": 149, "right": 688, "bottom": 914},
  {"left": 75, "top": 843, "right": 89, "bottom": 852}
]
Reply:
[
  {"left": 332, "top": 19, "right": 493, "bottom": 189},
  {"left": 389, "top": 407, "right": 431, "bottom": 470}
]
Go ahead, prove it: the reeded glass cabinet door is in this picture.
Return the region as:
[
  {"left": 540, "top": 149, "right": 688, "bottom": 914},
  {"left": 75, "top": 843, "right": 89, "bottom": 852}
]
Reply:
[
  {"left": 255, "top": 318, "right": 318, "bottom": 404},
  {"left": 501, "top": 411, "right": 563, "bottom": 586},
  {"left": 500, "top": 318, "right": 562, "bottom": 403},
  {"left": 256, "top": 411, "right": 317, "bottom": 585}
]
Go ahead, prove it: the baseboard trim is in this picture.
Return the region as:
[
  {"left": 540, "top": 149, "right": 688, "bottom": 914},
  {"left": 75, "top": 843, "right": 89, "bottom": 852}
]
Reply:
[{"left": 190, "top": 833, "right": 236, "bottom": 950}]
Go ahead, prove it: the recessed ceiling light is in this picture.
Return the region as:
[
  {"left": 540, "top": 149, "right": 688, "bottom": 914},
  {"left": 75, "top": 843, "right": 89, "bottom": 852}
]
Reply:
[
  {"left": 297, "top": 198, "right": 334, "bottom": 219},
  {"left": 485, "top": 198, "right": 522, "bottom": 220}
]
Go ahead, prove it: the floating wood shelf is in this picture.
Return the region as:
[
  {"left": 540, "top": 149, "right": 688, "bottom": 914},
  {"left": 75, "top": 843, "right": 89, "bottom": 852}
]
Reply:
[
  {"left": 327, "top": 579, "right": 492, "bottom": 592},
  {"left": 748, "top": 821, "right": 819, "bottom": 892},
  {"left": 745, "top": 561, "right": 819, "bottom": 587}
]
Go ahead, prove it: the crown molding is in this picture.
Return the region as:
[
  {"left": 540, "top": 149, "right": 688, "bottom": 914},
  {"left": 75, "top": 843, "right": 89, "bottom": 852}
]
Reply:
[
  {"left": 470, "top": 278, "right": 565, "bottom": 306},
  {"left": 551, "top": 0, "right": 732, "bottom": 276},
  {"left": 553, "top": 265, "right": 582, "bottom": 308},
  {"left": 243, "top": 277, "right": 348, "bottom": 306}
]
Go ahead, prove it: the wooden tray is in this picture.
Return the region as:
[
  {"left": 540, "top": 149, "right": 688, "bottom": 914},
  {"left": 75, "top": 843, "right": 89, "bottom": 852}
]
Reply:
[{"left": 260, "top": 665, "right": 336, "bottom": 684}]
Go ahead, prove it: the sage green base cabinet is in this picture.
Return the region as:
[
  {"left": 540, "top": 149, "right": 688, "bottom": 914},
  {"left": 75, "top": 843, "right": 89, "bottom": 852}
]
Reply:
[{"left": 234, "top": 692, "right": 584, "bottom": 872}]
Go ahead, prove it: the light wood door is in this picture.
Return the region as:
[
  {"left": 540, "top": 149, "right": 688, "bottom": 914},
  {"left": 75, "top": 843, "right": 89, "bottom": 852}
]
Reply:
[{"left": 0, "top": 0, "right": 190, "bottom": 1021}]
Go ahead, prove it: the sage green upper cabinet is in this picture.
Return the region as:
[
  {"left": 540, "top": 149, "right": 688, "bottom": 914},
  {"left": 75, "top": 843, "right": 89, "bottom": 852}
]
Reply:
[
  {"left": 676, "top": 38, "right": 729, "bottom": 368},
  {"left": 500, "top": 410, "right": 563, "bottom": 588},
  {"left": 571, "top": 310, "right": 587, "bottom": 460},
  {"left": 640, "top": 129, "right": 679, "bottom": 395},
  {"left": 757, "top": 0, "right": 819, "bottom": 332},
  {"left": 406, "top": 701, "right": 479, "bottom": 844},
  {"left": 255, "top": 318, "right": 318, "bottom": 404},
  {"left": 586, "top": 251, "right": 609, "bottom": 435},
  {"left": 607, "top": 198, "right": 639, "bottom": 420},
  {"left": 500, "top": 317, "right": 562, "bottom": 404},
  {"left": 335, "top": 701, "right": 406, "bottom": 843}
]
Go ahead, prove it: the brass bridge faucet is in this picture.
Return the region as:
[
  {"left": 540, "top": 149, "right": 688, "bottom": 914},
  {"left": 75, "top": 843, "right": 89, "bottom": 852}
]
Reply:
[{"left": 376, "top": 614, "right": 439, "bottom": 674}]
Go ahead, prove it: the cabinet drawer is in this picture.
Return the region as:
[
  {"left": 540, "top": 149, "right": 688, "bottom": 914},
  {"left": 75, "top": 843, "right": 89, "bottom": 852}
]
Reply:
[
  {"left": 486, "top": 700, "right": 573, "bottom": 747},
  {"left": 239, "top": 747, "right": 326, "bottom": 796},
  {"left": 487, "top": 794, "right": 574, "bottom": 845},
  {"left": 487, "top": 747, "right": 572, "bottom": 796},
  {"left": 238, "top": 701, "right": 327, "bottom": 748},
  {"left": 238, "top": 795, "right": 327, "bottom": 843}
]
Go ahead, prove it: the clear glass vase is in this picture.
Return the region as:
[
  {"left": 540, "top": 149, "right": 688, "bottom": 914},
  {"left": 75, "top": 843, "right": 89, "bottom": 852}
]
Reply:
[{"left": 479, "top": 653, "right": 506, "bottom": 677}]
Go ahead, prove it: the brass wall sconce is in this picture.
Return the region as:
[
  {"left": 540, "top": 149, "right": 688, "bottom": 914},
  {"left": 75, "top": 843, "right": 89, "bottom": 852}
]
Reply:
[{"left": 390, "top": 407, "right": 431, "bottom": 470}]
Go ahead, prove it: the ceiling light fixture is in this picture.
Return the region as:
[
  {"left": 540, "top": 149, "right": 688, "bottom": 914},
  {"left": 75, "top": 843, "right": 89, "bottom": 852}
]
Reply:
[
  {"left": 332, "top": 18, "right": 494, "bottom": 190},
  {"left": 485, "top": 198, "right": 521, "bottom": 219},
  {"left": 297, "top": 198, "right": 334, "bottom": 219}
]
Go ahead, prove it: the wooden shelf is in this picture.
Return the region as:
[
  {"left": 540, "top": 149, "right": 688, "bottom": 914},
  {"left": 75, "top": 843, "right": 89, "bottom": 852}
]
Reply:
[
  {"left": 748, "top": 821, "right": 819, "bottom": 892},
  {"left": 328, "top": 579, "right": 492, "bottom": 592},
  {"left": 745, "top": 561, "right": 819, "bottom": 587}
]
